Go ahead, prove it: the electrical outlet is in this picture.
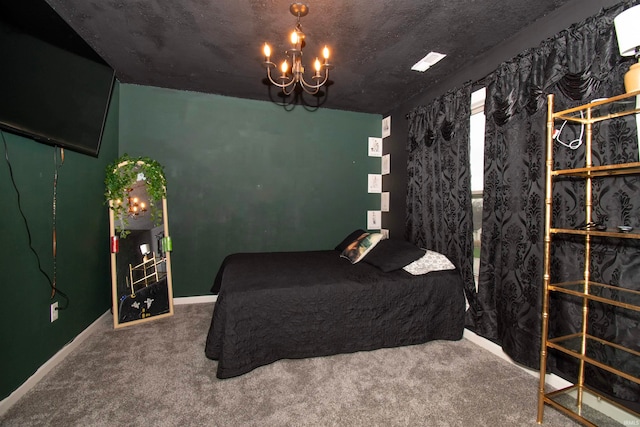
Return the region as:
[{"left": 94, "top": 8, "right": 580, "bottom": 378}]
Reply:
[{"left": 50, "top": 302, "right": 59, "bottom": 322}]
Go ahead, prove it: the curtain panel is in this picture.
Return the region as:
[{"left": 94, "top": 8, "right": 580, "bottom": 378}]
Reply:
[
  {"left": 405, "top": 83, "right": 477, "bottom": 310},
  {"left": 468, "top": 0, "right": 639, "bottom": 411}
]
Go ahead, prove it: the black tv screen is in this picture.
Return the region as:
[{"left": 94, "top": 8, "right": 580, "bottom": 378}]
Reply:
[{"left": 0, "top": 20, "right": 114, "bottom": 157}]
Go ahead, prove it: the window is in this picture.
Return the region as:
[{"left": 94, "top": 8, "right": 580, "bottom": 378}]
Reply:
[{"left": 470, "top": 88, "right": 486, "bottom": 280}]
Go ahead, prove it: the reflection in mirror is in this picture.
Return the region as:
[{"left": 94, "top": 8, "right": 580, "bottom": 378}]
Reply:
[{"left": 106, "top": 157, "right": 174, "bottom": 328}]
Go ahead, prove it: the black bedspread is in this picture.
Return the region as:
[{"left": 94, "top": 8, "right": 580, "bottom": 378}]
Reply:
[{"left": 205, "top": 250, "right": 465, "bottom": 379}]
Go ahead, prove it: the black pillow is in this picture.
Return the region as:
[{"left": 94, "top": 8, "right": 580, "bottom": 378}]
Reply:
[
  {"left": 334, "top": 229, "right": 368, "bottom": 251},
  {"left": 363, "top": 239, "right": 426, "bottom": 272}
]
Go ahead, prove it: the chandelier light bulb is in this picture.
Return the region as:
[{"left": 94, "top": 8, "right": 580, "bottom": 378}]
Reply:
[
  {"left": 314, "top": 57, "right": 321, "bottom": 72},
  {"left": 323, "top": 46, "right": 330, "bottom": 60},
  {"left": 263, "top": 43, "right": 271, "bottom": 59},
  {"left": 281, "top": 60, "right": 289, "bottom": 74},
  {"left": 291, "top": 31, "right": 298, "bottom": 45}
]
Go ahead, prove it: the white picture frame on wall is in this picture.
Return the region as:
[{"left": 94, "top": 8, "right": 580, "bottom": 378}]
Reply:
[
  {"left": 382, "top": 116, "right": 391, "bottom": 139},
  {"left": 368, "top": 137, "right": 383, "bottom": 157},
  {"left": 381, "top": 154, "right": 390, "bottom": 175},
  {"left": 381, "top": 192, "right": 390, "bottom": 212},
  {"left": 367, "top": 210, "right": 382, "bottom": 230},
  {"left": 368, "top": 174, "right": 382, "bottom": 193}
]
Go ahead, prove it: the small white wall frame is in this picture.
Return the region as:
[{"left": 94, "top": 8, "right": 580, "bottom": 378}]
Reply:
[
  {"left": 382, "top": 116, "right": 391, "bottom": 138},
  {"left": 368, "top": 210, "right": 382, "bottom": 230},
  {"left": 368, "top": 174, "right": 382, "bottom": 193},
  {"left": 381, "top": 192, "right": 389, "bottom": 212},
  {"left": 381, "top": 154, "right": 390, "bottom": 175},
  {"left": 368, "top": 137, "right": 383, "bottom": 157}
]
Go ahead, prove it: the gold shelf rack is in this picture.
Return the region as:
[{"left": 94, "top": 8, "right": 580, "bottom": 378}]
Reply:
[{"left": 537, "top": 90, "right": 640, "bottom": 426}]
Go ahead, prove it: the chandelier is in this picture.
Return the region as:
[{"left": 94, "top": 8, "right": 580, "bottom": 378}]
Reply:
[
  {"left": 262, "top": 3, "right": 333, "bottom": 97},
  {"left": 127, "top": 194, "right": 147, "bottom": 217},
  {"left": 112, "top": 191, "right": 147, "bottom": 219}
]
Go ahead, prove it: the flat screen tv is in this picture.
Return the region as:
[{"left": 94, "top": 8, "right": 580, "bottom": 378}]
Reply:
[{"left": 0, "top": 20, "right": 115, "bottom": 157}]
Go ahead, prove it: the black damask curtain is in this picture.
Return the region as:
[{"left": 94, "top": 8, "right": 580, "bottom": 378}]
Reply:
[
  {"left": 466, "top": 0, "right": 640, "bottom": 411},
  {"left": 406, "top": 83, "right": 476, "bottom": 308}
]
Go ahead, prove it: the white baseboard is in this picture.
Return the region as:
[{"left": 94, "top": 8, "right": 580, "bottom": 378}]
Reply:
[
  {"left": 462, "top": 328, "right": 570, "bottom": 390},
  {"left": 0, "top": 310, "right": 110, "bottom": 417},
  {"left": 173, "top": 295, "right": 217, "bottom": 305}
]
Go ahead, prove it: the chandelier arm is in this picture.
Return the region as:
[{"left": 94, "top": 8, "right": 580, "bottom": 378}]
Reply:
[
  {"left": 281, "top": 82, "right": 297, "bottom": 96},
  {"left": 266, "top": 66, "right": 297, "bottom": 89},
  {"left": 298, "top": 70, "right": 330, "bottom": 93},
  {"left": 299, "top": 83, "right": 320, "bottom": 95}
]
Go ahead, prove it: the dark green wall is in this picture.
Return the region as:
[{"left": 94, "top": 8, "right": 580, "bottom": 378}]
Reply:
[
  {"left": 0, "top": 84, "right": 119, "bottom": 401},
  {"left": 118, "top": 85, "right": 381, "bottom": 296},
  {"left": 1, "top": 82, "right": 379, "bottom": 400}
]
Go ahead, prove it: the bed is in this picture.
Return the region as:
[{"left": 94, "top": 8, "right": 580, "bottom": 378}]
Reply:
[{"left": 205, "top": 231, "right": 466, "bottom": 379}]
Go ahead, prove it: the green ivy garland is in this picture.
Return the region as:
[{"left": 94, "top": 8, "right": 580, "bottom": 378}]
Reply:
[{"left": 104, "top": 154, "right": 167, "bottom": 237}]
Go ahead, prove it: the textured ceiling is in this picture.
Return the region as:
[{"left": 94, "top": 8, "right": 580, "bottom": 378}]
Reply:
[{"left": 6, "top": 0, "right": 577, "bottom": 114}]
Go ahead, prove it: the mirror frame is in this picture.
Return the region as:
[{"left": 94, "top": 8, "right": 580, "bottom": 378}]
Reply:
[{"left": 108, "top": 159, "right": 174, "bottom": 329}]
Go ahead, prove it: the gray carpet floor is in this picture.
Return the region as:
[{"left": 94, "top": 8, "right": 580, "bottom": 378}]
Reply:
[{"left": 1, "top": 303, "right": 584, "bottom": 426}]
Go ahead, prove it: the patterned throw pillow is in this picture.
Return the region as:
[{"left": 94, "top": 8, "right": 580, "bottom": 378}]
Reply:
[
  {"left": 340, "top": 232, "right": 384, "bottom": 264},
  {"left": 402, "top": 250, "right": 455, "bottom": 275},
  {"left": 334, "top": 229, "right": 368, "bottom": 252}
]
